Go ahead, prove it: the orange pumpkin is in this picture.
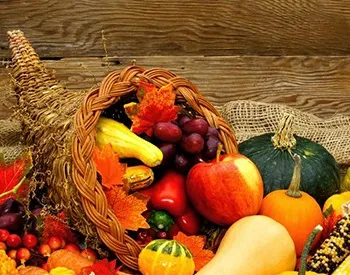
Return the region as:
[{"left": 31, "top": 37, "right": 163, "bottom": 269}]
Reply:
[
  {"left": 259, "top": 154, "right": 323, "bottom": 256},
  {"left": 47, "top": 249, "right": 93, "bottom": 274},
  {"left": 18, "top": 266, "right": 48, "bottom": 275}
]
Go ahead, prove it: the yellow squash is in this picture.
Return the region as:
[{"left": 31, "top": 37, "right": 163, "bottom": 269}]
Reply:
[
  {"left": 96, "top": 117, "right": 163, "bottom": 167},
  {"left": 340, "top": 168, "right": 350, "bottom": 192},
  {"left": 322, "top": 191, "right": 350, "bottom": 216}
]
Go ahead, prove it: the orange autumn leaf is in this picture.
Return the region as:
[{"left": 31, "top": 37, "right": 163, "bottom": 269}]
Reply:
[
  {"left": 124, "top": 81, "right": 179, "bottom": 136},
  {"left": 93, "top": 144, "right": 126, "bottom": 189},
  {"left": 174, "top": 232, "right": 214, "bottom": 271},
  {"left": 105, "top": 186, "right": 150, "bottom": 231}
]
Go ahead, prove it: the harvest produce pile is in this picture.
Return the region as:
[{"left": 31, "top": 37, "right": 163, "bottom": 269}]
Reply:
[
  {"left": 2, "top": 79, "right": 350, "bottom": 275},
  {"left": 2, "top": 30, "right": 350, "bottom": 275}
]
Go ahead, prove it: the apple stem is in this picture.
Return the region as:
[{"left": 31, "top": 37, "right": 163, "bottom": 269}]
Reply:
[{"left": 216, "top": 142, "right": 223, "bottom": 162}]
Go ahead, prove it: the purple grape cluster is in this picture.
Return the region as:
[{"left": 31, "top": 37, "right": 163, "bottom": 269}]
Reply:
[{"left": 153, "top": 115, "right": 220, "bottom": 173}]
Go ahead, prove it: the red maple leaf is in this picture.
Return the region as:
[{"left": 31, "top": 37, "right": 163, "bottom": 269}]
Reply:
[
  {"left": 79, "top": 258, "right": 120, "bottom": 275},
  {"left": 321, "top": 205, "right": 342, "bottom": 242},
  {"left": 124, "top": 81, "right": 179, "bottom": 136},
  {"left": 0, "top": 152, "right": 32, "bottom": 204},
  {"left": 93, "top": 144, "right": 127, "bottom": 189},
  {"left": 174, "top": 232, "right": 214, "bottom": 271}
]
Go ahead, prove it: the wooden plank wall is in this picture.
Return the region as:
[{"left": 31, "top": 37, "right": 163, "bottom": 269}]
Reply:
[{"left": 0, "top": 0, "right": 349, "bottom": 119}]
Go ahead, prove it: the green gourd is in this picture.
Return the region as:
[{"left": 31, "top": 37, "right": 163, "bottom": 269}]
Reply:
[{"left": 238, "top": 114, "right": 340, "bottom": 205}]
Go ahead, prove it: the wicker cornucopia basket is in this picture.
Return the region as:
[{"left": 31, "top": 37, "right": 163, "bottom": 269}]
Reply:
[{"left": 7, "top": 30, "right": 238, "bottom": 270}]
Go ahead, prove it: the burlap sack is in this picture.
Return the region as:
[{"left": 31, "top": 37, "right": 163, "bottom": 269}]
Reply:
[{"left": 219, "top": 100, "right": 350, "bottom": 165}]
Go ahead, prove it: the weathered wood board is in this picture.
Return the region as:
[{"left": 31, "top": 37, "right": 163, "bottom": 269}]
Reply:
[
  {"left": 0, "top": 0, "right": 349, "bottom": 120},
  {"left": 0, "top": 0, "right": 350, "bottom": 58},
  {"left": 1, "top": 56, "right": 349, "bottom": 119}
]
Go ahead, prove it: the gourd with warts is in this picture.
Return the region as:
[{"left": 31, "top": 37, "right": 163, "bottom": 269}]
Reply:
[{"left": 238, "top": 114, "right": 340, "bottom": 205}]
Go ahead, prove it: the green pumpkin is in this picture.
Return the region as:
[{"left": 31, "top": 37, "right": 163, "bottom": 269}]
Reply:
[{"left": 238, "top": 115, "right": 340, "bottom": 205}]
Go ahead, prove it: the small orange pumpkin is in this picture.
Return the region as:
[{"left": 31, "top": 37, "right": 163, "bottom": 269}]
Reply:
[{"left": 259, "top": 154, "right": 323, "bottom": 256}]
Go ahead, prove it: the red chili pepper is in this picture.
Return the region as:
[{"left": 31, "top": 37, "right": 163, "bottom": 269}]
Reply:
[{"left": 140, "top": 170, "right": 201, "bottom": 235}]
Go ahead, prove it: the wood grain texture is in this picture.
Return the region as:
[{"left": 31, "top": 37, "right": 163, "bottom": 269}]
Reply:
[
  {"left": 1, "top": 56, "right": 349, "bottom": 119},
  {"left": 0, "top": 0, "right": 350, "bottom": 58}
]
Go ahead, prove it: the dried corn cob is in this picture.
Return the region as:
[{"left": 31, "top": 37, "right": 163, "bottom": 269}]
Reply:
[
  {"left": 332, "top": 254, "right": 350, "bottom": 274},
  {"left": 306, "top": 215, "right": 350, "bottom": 274}
]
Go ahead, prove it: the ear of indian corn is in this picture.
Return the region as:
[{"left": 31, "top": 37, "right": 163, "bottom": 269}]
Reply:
[
  {"left": 306, "top": 215, "right": 350, "bottom": 274},
  {"left": 332, "top": 254, "right": 350, "bottom": 274}
]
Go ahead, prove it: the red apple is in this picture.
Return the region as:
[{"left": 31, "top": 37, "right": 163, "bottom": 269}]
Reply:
[{"left": 186, "top": 153, "right": 263, "bottom": 226}]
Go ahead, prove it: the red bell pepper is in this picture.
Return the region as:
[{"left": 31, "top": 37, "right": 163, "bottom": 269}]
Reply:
[{"left": 140, "top": 170, "right": 201, "bottom": 235}]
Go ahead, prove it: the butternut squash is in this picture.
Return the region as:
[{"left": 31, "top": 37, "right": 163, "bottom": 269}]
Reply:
[
  {"left": 96, "top": 117, "right": 163, "bottom": 167},
  {"left": 196, "top": 215, "right": 296, "bottom": 275}
]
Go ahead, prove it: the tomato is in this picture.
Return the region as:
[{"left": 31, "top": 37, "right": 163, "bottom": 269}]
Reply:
[
  {"left": 0, "top": 241, "right": 6, "bottom": 250},
  {"left": 0, "top": 229, "right": 9, "bottom": 242},
  {"left": 64, "top": 243, "right": 80, "bottom": 254},
  {"left": 6, "top": 234, "right": 21, "bottom": 248},
  {"left": 17, "top": 247, "right": 31, "bottom": 263},
  {"left": 22, "top": 233, "right": 38, "bottom": 248},
  {"left": 7, "top": 249, "right": 17, "bottom": 260},
  {"left": 80, "top": 248, "right": 97, "bottom": 263},
  {"left": 39, "top": 244, "right": 51, "bottom": 256},
  {"left": 60, "top": 238, "right": 66, "bottom": 248},
  {"left": 48, "top": 236, "right": 62, "bottom": 250}
]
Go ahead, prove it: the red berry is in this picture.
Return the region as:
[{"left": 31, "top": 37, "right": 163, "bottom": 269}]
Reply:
[
  {"left": 39, "top": 244, "right": 51, "bottom": 257},
  {"left": 22, "top": 234, "right": 38, "bottom": 249},
  {"left": 48, "top": 236, "right": 62, "bottom": 250},
  {"left": 0, "top": 229, "right": 9, "bottom": 242},
  {"left": 137, "top": 231, "right": 148, "bottom": 242},
  {"left": 17, "top": 247, "right": 31, "bottom": 263},
  {"left": 156, "top": 231, "right": 167, "bottom": 239},
  {"left": 41, "top": 262, "right": 48, "bottom": 271},
  {"left": 145, "top": 236, "right": 153, "bottom": 244},
  {"left": 7, "top": 249, "right": 17, "bottom": 260},
  {"left": 6, "top": 234, "right": 21, "bottom": 248},
  {"left": 60, "top": 238, "right": 66, "bottom": 248},
  {"left": 64, "top": 243, "right": 80, "bottom": 254},
  {"left": 80, "top": 248, "right": 97, "bottom": 263},
  {"left": 0, "top": 241, "right": 6, "bottom": 250}
]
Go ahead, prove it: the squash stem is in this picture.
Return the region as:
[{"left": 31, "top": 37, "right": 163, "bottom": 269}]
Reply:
[
  {"left": 298, "top": 225, "right": 323, "bottom": 275},
  {"left": 271, "top": 114, "right": 297, "bottom": 151},
  {"left": 286, "top": 154, "right": 302, "bottom": 198},
  {"left": 216, "top": 142, "right": 223, "bottom": 162}
]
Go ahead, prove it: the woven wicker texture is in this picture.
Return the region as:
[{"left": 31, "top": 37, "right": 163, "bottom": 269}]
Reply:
[
  {"left": 7, "top": 30, "right": 238, "bottom": 270},
  {"left": 220, "top": 100, "right": 350, "bottom": 165},
  {"left": 8, "top": 30, "right": 100, "bottom": 244},
  {"left": 0, "top": 119, "right": 28, "bottom": 164}
]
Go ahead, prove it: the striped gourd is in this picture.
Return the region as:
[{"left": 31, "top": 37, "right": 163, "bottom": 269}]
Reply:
[
  {"left": 138, "top": 239, "right": 195, "bottom": 275},
  {"left": 306, "top": 215, "right": 350, "bottom": 274}
]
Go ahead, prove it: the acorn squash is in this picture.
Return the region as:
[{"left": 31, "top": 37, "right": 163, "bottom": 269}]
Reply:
[{"left": 238, "top": 115, "right": 340, "bottom": 205}]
